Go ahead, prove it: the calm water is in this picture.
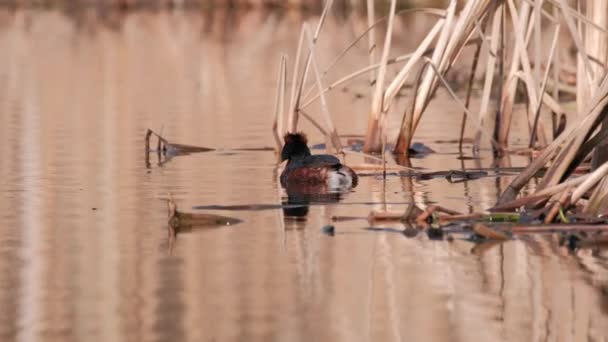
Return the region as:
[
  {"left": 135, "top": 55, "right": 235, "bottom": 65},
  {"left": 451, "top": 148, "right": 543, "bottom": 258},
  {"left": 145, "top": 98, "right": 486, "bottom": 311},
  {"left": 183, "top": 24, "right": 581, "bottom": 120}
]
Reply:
[{"left": 1, "top": 8, "right": 608, "bottom": 342}]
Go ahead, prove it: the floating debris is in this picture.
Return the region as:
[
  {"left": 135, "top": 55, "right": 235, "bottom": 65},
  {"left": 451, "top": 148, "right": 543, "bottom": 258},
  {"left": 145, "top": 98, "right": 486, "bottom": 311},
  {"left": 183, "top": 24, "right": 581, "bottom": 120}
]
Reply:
[
  {"left": 167, "top": 195, "right": 242, "bottom": 229},
  {"left": 322, "top": 225, "right": 336, "bottom": 236},
  {"left": 472, "top": 223, "right": 511, "bottom": 241},
  {"left": 409, "top": 142, "right": 435, "bottom": 156},
  {"left": 145, "top": 129, "right": 214, "bottom": 167},
  {"left": 146, "top": 129, "right": 214, "bottom": 156}
]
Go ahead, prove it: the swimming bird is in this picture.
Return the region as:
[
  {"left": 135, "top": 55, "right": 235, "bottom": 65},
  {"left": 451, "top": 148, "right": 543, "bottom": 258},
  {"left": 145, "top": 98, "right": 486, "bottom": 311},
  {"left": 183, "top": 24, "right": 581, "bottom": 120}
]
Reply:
[{"left": 280, "top": 132, "right": 357, "bottom": 190}]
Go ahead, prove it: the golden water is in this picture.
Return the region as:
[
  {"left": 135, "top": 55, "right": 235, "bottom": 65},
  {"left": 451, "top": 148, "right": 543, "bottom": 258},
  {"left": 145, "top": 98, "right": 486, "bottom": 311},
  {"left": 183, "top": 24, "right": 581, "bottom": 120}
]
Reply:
[{"left": 0, "top": 9, "right": 607, "bottom": 342}]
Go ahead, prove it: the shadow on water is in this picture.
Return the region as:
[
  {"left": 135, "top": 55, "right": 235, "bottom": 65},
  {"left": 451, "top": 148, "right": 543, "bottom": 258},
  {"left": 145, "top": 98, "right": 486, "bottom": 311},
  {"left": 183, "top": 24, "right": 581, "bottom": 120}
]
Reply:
[{"left": 281, "top": 184, "right": 344, "bottom": 220}]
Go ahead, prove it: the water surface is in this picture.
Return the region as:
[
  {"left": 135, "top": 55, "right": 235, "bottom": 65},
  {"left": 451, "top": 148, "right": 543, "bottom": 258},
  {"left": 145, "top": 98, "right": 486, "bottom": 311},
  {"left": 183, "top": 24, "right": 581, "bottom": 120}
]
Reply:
[{"left": 1, "top": 8, "right": 608, "bottom": 342}]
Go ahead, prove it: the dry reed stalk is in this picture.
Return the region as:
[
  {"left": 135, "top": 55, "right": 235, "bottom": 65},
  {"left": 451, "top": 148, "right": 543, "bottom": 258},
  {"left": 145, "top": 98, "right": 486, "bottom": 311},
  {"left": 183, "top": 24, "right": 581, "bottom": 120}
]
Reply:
[
  {"left": 544, "top": 186, "right": 571, "bottom": 223},
  {"left": 348, "top": 163, "right": 413, "bottom": 172},
  {"left": 303, "top": 24, "right": 342, "bottom": 152},
  {"left": 300, "top": 52, "right": 414, "bottom": 109},
  {"left": 493, "top": 172, "right": 590, "bottom": 211},
  {"left": 538, "top": 95, "right": 608, "bottom": 191},
  {"left": 540, "top": 92, "right": 567, "bottom": 117},
  {"left": 342, "top": 149, "right": 416, "bottom": 172},
  {"left": 441, "top": 1, "right": 491, "bottom": 70},
  {"left": 571, "top": 162, "right": 608, "bottom": 204},
  {"left": 382, "top": 20, "right": 444, "bottom": 112},
  {"left": 437, "top": 213, "right": 485, "bottom": 225},
  {"left": 497, "top": 9, "right": 608, "bottom": 204},
  {"left": 542, "top": 0, "right": 608, "bottom": 33},
  {"left": 529, "top": 24, "right": 560, "bottom": 147},
  {"left": 145, "top": 129, "right": 153, "bottom": 154},
  {"left": 408, "top": 0, "right": 456, "bottom": 133},
  {"left": 300, "top": 8, "right": 446, "bottom": 103},
  {"left": 366, "top": 0, "right": 376, "bottom": 95},
  {"left": 287, "top": 0, "right": 334, "bottom": 133},
  {"left": 552, "top": 4, "right": 561, "bottom": 104},
  {"left": 473, "top": 223, "right": 511, "bottom": 240},
  {"left": 511, "top": 225, "right": 608, "bottom": 233},
  {"left": 556, "top": 0, "right": 594, "bottom": 114},
  {"left": 433, "top": 206, "right": 462, "bottom": 216},
  {"left": 298, "top": 109, "right": 328, "bottom": 136},
  {"left": 491, "top": 193, "right": 550, "bottom": 211},
  {"left": 533, "top": 0, "right": 543, "bottom": 89},
  {"left": 585, "top": 177, "right": 608, "bottom": 214},
  {"left": 498, "top": 88, "right": 608, "bottom": 205},
  {"left": 363, "top": 0, "right": 397, "bottom": 153},
  {"left": 505, "top": 0, "right": 549, "bottom": 147},
  {"left": 272, "top": 54, "right": 288, "bottom": 150},
  {"left": 299, "top": 35, "right": 482, "bottom": 111},
  {"left": 474, "top": 3, "right": 503, "bottom": 150},
  {"left": 504, "top": 72, "right": 566, "bottom": 119},
  {"left": 394, "top": 1, "right": 494, "bottom": 155},
  {"left": 397, "top": 57, "right": 500, "bottom": 152},
  {"left": 497, "top": 1, "right": 530, "bottom": 148},
  {"left": 585, "top": 2, "right": 608, "bottom": 169},
  {"left": 368, "top": 210, "right": 403, "bottom": 222},
  {"left": 458, "top": 32, "right": 483, "bottom": 151},
  {"left": 287, "top": 27, "right": 306, "bottom": 133}
]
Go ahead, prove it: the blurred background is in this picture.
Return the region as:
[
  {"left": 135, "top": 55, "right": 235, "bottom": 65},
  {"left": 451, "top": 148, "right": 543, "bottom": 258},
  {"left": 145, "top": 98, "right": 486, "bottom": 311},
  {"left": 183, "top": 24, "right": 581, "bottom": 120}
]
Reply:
[{"left": 1, "top": 1, "right": 607, "bottom": 342}]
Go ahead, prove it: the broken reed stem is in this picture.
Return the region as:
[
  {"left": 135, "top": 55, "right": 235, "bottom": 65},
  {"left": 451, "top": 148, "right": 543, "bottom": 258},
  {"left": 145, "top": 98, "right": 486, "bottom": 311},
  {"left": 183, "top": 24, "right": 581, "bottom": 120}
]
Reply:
[
  {"left": 409, "top": 0, "right": 456, "bottom": 135},
  {"left": 511, "top": 225, "right": 608, "bottom": 233},
  {"left": 382, "top": 19, "right": 445, "bottom": 112},
  {"left": 397, "top": 56, "right": 502, "bottom": 155},
  {"left": 518, "top": 0, "right": 607, "bottom": 33},
  {"left": 552, "top": 4, "right": 560, "bottom": 102},
  {"left": 273, "top": 54, "right": 288, "bottom": 150},
  {"left": 544, "top": 186, "right": 572, "bottom": 224},
  {"left": 146, "top": 129, "right": 169, "bottom": 147},
  {"left": 493, "top": 3, "right": 506, "bottom": 153},
  {"left": 438, "top": 213, "right": 485, "bottom": 224},
  {"left": 475, "top": 2, "right": 502, "bottom": 150},
  {"left": 348, "top": 162, "right": 415, "bottom": 172},
  {"left": 394, "top": 63, "right": 426, "bottom": 155},
  {"left": 382, "top": 132, "right": 387, "bottom": 179},
  {"left": 529, "top": 24, "right": 560, "bottom": 148},
  {"left": 533, "top": 0, "right": 542, "bottom": 89},
  {"left": 395, "top": 1, "right": 495, "bottom": 155},
  {"left": 493, "top": 172, "right": 590, "bottom": 211},
  {"left": 585, "top": 176, "right": 608, "bottom": 214},
  {"left": 299, "top": 109, "right": 328, "bottom": 136},
  {"left": 459, "top": 34, "right": 482, "bottom": 151},
  {"left": 498, "top": 1, "right": 530, "bottom": 148},
  {"left": 300, "top": 8, "right": 446, "bottom": 103},
  {"left": 557, "top": 0, "right": 594, "bottom": 110},
  {"left": 538, "top": 96, "right": 608, "bottom": 192},
  {"left": 572, "top": 162, "right": 608, "bottom": 204},
  {"left": 420, "top": 58, "right": 500, "bottom": 149},
  {"left": 497, "top": 78, "right": 608, "bottom": 204},
  {"left": 145, "top": 129, "right": 152, "bottom": 154},
  {"left": 286, "top": 0, "right": 333, "bottom": 134},
  {"left": 507, "top": 0, "right": 547, "bottom": 146},
  {"left": 366, "top": 0, "right": 376, "bottom": 95},
  {"left": 363, "top": 0, "right": 397, "bottom": 153},
  {"left": 303, "top": 24, "right": 342, "bottom": 152},
  {"left": 301, "top": 52, "right": 412, "bottom": 109},
  {"left": 300, "top": 37, "right": 482, "bottom": 111},
  {"left": 287, "top": 28, "right": 306, "bottom": 133}
]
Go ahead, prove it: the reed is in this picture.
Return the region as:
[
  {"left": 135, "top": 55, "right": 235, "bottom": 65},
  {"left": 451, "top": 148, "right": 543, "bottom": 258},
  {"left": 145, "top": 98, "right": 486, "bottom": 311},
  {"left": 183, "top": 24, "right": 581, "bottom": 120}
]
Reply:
[
  {"left": 363, "top": 0, "right": 397, "bottom": 153},
  {"left": 272, "top": 54, "right": 287, "bottom": 150}
]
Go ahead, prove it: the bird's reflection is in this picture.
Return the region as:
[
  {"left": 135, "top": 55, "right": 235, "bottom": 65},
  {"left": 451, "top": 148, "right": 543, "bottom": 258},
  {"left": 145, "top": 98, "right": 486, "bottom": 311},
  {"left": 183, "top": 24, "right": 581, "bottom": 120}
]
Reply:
[{"left": 282, "top": 183, "right": 346, "bottom": 221}]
